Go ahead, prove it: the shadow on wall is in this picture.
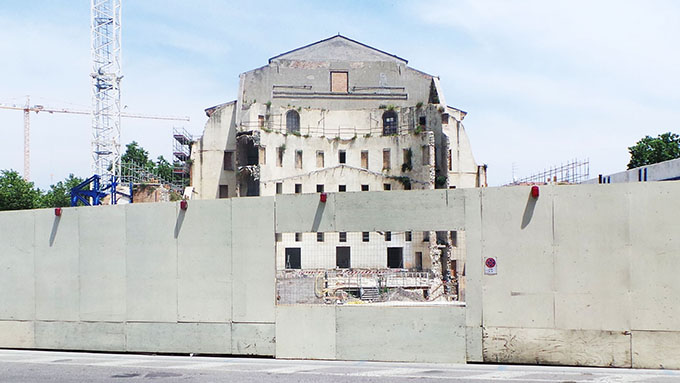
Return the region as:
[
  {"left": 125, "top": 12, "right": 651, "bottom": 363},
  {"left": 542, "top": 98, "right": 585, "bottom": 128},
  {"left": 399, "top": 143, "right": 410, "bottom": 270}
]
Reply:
[
  {"left": 311, "top": 199, "right": 325, "bottom": 232},
  {"left": 49, "top": 215, "right": 60, "bottom": 247},
  {"left": 521, "top": 192, "right": 537, "bottom": 229}
]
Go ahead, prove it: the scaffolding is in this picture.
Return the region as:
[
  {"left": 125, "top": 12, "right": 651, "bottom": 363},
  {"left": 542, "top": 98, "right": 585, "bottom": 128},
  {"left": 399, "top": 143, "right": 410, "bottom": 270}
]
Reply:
[
  {"left": 172, "top": 127, "right": 192, "bottom": 188},
  {"left": 511, "top": 159, "right": 590, "bottom": 185}
]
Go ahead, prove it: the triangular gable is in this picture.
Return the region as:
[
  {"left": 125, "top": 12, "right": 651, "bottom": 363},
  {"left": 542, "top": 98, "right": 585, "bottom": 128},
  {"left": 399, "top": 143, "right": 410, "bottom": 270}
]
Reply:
[{"left": 269, "top": 35, "right": 407, "bottom": 64}]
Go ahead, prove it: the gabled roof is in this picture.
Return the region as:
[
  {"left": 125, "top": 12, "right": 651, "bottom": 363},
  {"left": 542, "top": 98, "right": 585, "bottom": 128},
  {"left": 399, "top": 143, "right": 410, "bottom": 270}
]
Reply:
[{"left": 268, "top": 34, "right": 408, "bottom": 64}]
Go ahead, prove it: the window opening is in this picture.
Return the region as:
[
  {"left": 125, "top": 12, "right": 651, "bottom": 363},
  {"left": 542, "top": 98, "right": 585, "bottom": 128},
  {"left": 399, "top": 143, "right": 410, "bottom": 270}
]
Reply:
[
  {"left": 382, "top": 110, "right": 398, "bottom": 135},
  {"left": 285, "top": 248, "right": 301, "bottom": 269},
  {"left": 387, "top": 247, "right": 403, "bottom": 268},
  {"left": 286, "top": 110, "right": 300, "bottom": 134},
  {"left": 336, "top": 247, "right": 351, "bottom": 269}
]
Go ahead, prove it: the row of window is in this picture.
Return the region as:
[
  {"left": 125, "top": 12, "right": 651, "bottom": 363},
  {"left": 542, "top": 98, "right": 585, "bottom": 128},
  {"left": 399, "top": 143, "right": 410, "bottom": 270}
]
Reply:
[
  {"left": 282, "top": 109, "right": 411, "bottom": 136},
  {"left": 284, "top": 246, "right": 419, "bottom": 270},
  {"left": 277, "top": 231, "right": 430, "bottom": 243},
  {"left": 277, "top": 183, "right": 394, "bottom": 194}
]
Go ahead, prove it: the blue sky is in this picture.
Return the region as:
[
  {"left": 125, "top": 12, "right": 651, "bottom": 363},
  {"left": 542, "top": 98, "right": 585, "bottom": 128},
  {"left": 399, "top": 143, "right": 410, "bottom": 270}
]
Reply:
[{"left": 1, "top": 0, "right": 679, "bottom": 188}]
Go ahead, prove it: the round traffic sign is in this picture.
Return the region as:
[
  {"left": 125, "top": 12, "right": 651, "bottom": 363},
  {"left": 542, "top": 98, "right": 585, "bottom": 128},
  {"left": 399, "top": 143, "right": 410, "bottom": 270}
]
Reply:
[{"left": 485, "top": 257, "right": 496, "bottom": 268}]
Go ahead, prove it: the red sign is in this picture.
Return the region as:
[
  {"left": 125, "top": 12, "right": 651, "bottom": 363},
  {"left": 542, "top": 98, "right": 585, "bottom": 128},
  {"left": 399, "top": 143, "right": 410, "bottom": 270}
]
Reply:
[{"left": 485, "top": 257, "right": 496, "bottom": 268}]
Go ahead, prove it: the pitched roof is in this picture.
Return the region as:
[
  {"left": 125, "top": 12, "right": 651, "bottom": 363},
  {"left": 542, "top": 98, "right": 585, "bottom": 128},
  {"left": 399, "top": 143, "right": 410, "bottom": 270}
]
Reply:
[{"left": 268, "top": 34, "right": 408, "bottom": 64}]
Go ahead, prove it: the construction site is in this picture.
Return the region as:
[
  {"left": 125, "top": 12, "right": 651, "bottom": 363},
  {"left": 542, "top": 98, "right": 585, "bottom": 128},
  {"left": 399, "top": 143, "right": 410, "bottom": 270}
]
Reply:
[{"left": 2, "top": 0, "right": 680, "bottom": 375}]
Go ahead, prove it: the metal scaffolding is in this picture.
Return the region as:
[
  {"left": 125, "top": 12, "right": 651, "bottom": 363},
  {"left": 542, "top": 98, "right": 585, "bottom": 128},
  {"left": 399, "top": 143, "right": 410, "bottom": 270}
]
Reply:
[
  {"left": 91, "top": 0, "right": 122, "bottom": 185},
  {"left": 511, "top": 159, "right": 590, "bottom": 185}
]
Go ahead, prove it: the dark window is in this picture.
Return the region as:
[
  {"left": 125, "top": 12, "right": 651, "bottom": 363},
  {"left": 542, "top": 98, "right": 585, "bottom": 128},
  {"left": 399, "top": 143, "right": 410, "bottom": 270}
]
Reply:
[
  {"left": 441, "top": 113, "right": 449, "bottom": 124},
  {"left": 339, "top": 150, "right": 346, "bottom": 164},
  {"left": 223, "top": 151, "right": 234, "bottom": 170},
  {"left": 450, "top": 231, "right": 458, "bottom": 247},
  {"left": 276, "top": 182, "right": 282, "bottom": 194},
  {"left": 295, "top": 232, "right": 302, "bottom": 242},
  {"left": 361, "top": 184, "right": 369, "bottom": 191},
  {"left": 295, "top": 150, "right": 303, "bottom": 169},
  {"left": 338, "top": 185, "right": 346, "bottom": 192},
  {"left": 387, "top": 247, "right": 403, "bottom": 268},
  {"left": 258, "top": 115, "right": 265, "bottom": 128},
  {"left": 317, "top": 232, "right": 324, "bottom": 242},
  {"left": 339, "top": 232, "right": 347, "bottom": 242},
  {"left": 361, "top": 150, "right": 368, "bottom": 168},
  {"left": 219, "top": 185, "right": 228, "bottom": 198},
  {"left": 336, "top": 247, "right": 351, "bottom": 269},
  {"left": 286, "top": 110, "right": 300, "bottom": 134},
  {"left": 383, "top": 183, "right": 391, "bottom": 191},
  {"left": 415, "top": 252, "right": 423, "bottom": 271},
  {"left": 316, "top": 151, "right": 324, "bottom": 167},
  {"left": 405, "top": 231, "right": 412, "bottom": 241},
  {"left": 419, "top": 116, "right": 426, "bottom": 126},
  {"left": 295, "top": 184, "right": 302, "bottom": 194},
  {"left": 277, "top": 147, "right": 284, "bottom": 167},
  {"left": 448, "top": 149, "right": 452, "bottom": 171},
  {"left": 316, "top": 184, "right": 324, "bottom": 193},
  {"left": 285, "top": 248, "right": 301, "bottom": 269},
  {"left": 362, "top": 232, "right": 370, "bottom": 242},
  {"left": 275, "top": 233, "right": 282, "bottom": 242},
  {"left": 382, "top": 110, "right": 398, "bottom": 135},
  {"left": 382, "top": 149, "right": 391, "bottom": 169},
  {"left": 385, "top": 231, "right": 392, "bottom": 241},
  {"left": 423, "top": 231, "right": 430, "bottom": 242}
]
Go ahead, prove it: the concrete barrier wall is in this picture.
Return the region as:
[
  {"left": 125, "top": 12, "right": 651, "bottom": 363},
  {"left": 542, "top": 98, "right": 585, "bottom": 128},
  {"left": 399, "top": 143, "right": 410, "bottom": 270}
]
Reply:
[
  {"left": 0, "top": 199, "right": 275, "bottom": 356},
  {"left": 466, "top": 182, "right": 680, "bottom": 369},
  {"left": 2, "top": 182, "right": 680, "bottom": 367}
]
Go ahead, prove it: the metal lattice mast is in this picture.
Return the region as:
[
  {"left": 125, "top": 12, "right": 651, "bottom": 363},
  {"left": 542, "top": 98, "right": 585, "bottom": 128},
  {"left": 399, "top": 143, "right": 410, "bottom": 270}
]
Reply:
[{"left": 91, "top": 0, "right": 122, "bottom": 184}]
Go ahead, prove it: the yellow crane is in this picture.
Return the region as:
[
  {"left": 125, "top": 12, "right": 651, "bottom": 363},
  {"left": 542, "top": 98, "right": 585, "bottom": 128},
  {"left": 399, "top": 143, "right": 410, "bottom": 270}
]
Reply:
[{"left": 0, "top": 96, "right": 190, "bottom": 181}]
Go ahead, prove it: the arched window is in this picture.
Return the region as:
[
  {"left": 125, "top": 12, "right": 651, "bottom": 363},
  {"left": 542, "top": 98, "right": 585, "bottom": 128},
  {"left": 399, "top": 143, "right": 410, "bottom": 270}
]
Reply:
[
  {"left": 286, "top": 110, "right": 300, "bottom": 134},
  {"left": 382, "top": 110, "right": 398, "bottom": 135}
]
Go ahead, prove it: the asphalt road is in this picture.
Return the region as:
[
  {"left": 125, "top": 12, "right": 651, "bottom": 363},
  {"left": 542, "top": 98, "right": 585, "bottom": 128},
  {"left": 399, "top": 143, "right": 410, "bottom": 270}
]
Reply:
[{"left": 0, "top": 349, "right": 678, "bottom": 382}]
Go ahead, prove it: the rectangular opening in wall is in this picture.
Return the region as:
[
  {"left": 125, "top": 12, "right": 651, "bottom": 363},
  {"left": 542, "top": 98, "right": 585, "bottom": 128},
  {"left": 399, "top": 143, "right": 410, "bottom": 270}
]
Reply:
[
  {"left": 295, "top": 150, "right": 303, "bottom": 169},
  {"left": 387, "top": 247, "right": 403, "bottom": 268},
  {"left": 382, "top": 149, "right": 391, "bottom": 170},
  {"left": 316, "top": 184, "right": 324, "bottom": 193},
  {"left": 361, "top": 150, "right": 369, "bottom": 168},
  {"left": 383, "top": 183, "right": 391, "bottom": 191},
  {"left": 338, "top": 185, "right": 346, "bottom": 192},
  {"left": 441, "top": 113, "right": 449, "bottom": 124},
  {"left": 330, "top": 71, "right": 348, "bottom": 93},
  {"left": 258, "top": 115, "right": 265, "bottom": 128},
  {"left": 316, "top": 151, "right": 324, "bottom": 168},
  {"left": 259, "top": 147, "right": 266, "bottom": 165},
  {"left": 223, "top": 151, "right": 234, "bottom": 170},
  {"left": 451, "top": 231, "right": 458, "bottom": 247},
  {"left": 295, "top": 184, "right": 302, "bottom": 194},
  {"left": 403, "top": 148, "right": 410, "bottom": 165},
  {"left": 277, "top": 147, "right": 284, "bottom": 167},
  {"left": 219, "top": 185, "right": 228, "bottom": 198},
  {"left": 275, "top": 229, "right": 467, "bottom": 304},
  {"left": 448, "top": 149, "right": 452, "bottom": 171},
  {"left": 336, "top": 247, "right": 351, "bottom": 269},
  {"left": 276, "top": 182, "right": 282, "bottom": 194},
  {"left": 339, "top": 150, "right": 346, "bottom": 164},
  {"left": 284, "top": 248, "right": 301, "bottom": 269},
  {"left": 422, "top": 145, "right": 430, "bottom": 166},
  {"left": 361, "top": 184, "right": 369, "bottom": 191},
  {"left": 419, "top": 116, "right": 426, "bottom": 126},
  {"left": 384, "top": 231, "right": 392, "bottom": 241}
]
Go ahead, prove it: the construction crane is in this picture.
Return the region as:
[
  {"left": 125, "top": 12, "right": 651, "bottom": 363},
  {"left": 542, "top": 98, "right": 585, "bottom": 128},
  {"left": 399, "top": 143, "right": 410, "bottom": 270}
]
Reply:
[{"left": 0, "top": 96, "right": 190, "bottom": 181}]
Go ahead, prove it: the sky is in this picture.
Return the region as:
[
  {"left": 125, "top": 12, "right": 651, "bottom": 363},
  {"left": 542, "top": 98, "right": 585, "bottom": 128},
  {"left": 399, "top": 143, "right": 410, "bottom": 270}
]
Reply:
[{"left": 1, "top": 0, "right": 679, "bottom": 189}]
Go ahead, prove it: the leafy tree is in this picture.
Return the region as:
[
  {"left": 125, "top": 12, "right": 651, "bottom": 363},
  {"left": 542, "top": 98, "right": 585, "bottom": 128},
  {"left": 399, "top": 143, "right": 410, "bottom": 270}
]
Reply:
[
  {"left": 628, "top": 132, "right": 680, "bottom": 169},
  {"left": 0, "top": 170, "right": 41, "bottom": 211},
  {"left": 121, "top": 141, "right": 154, "bottom": 169},
  {"left": 155, "top": 155, "right": 174, "bottom": 181},
  {"left": 39, "top": 174, "right": 85, "bottom": 208}
]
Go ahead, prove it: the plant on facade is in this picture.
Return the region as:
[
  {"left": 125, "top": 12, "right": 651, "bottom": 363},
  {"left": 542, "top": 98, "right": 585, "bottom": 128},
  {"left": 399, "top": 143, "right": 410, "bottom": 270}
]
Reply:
[
  {"left": 386, "top": 104, "right": 396, "bottom": 111},
  {"left": 291, "top": 131, "right": 301, "bottom": 137},
  {"left": 265, "top": 101, "right": 272, "bottom": 108},
  {"left": 279, "top": 144, "right": 286, "bottom": 153},
  {"left": 378, "top": 104, "right": 387, "bottom": 109},
  {"left": 364, "top": 133, "right": 372, "bottom": 138},
  {"left": 390, "top": 176, "right": 411, "bottom": 190},
  {"left": 416, "top": 101, "right": 424, "bottom": 108},
  {"left": 414, "top": 125, "right": 423, "bottom": 135},
  {"left": 435, "top": 175, "right": 447, "bottom": 188}
]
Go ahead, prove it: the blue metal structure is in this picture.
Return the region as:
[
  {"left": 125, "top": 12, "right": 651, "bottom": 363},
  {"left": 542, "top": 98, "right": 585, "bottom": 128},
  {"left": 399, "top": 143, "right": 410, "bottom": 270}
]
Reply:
[{"left": 70, "top": 174, "right": 133, "bottom": 207}]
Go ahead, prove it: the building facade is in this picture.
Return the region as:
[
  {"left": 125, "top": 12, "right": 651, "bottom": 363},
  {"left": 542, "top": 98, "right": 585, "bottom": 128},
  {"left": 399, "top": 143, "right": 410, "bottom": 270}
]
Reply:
[{"left": 190, "top": 36, "right": 484, "bottom": 301}]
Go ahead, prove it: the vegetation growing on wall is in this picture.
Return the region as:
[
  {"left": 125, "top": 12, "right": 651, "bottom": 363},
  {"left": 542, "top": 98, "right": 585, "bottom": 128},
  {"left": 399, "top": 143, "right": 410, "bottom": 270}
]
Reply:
[{"left": 401, "top": 148, "right": 413, "bottom": 172}]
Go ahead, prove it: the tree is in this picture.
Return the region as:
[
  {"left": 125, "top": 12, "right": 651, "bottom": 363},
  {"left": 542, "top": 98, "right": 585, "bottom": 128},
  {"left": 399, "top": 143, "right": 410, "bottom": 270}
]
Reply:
[
  {"left": 0, "top": 170, "right": 41, "bottom": 211},
  {"left": 155, "top": 155, "right": 173, "bottom": 181},
  {"left": 39, "top": 174, "right": 85, "bottom": 208},
  {"left": 121, "top": 141, "right": 154, "bottom": 169},
  {"left": 628, "top": 132, "right": 680, "bottom": 169}
]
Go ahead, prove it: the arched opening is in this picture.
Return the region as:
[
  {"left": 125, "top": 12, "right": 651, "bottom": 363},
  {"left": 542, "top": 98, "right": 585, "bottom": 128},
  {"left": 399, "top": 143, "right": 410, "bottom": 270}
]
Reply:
[
  {"left": 286, "top": 110, "right": 300, "bottom": 134},
  {"left": 382, "top": 110, "right": 398, "bottom": 135}
]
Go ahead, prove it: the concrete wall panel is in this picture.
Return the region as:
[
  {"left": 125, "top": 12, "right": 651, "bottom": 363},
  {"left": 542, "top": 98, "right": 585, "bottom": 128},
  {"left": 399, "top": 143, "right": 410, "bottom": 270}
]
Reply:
[
  {"left": 632, "top": 330, "right": 680, "bottom": 369},
  {"left": 78, "top": 205, "right": 126, "bottom": 321},
  {"left": 0, "top": 210, "right": 35, "bottom": 320},
  {"left": 126, "top": 322, "right": 231, "bottom": 354},
  {"left": 35, "top": 321, "right": 125, "bottom": 351},
  {"left": 126, "top": 203, "right": 178, "bottom": 322},
  {"left": 231, "top": 323, "right": 275, "bottom": 356},
  {"left": 275, "top": 305, "right": 336, "bottom": 359},
  {"left": 177, "top": 200, "right": 232, "bottom": 322},
  {"left": 275, "top": 194, "right": 335, "bottom": 233},
  {"left": 335, "top": 305, "right": 466, "bottom": 363},
  {"left": 334, "top": 190, "right": 462, "bottom": 231},
  {"left": 0, "top": 321, "right": 34, "bottom": 348},
  {"left": 34, "top": 209, "right": 80, "bottom": 321},
  {"left": 483, "top": 327, "right": 631, "bottom": 367},
  {"left": 231, "top": 197, "right": 275, "bottom": 323}
]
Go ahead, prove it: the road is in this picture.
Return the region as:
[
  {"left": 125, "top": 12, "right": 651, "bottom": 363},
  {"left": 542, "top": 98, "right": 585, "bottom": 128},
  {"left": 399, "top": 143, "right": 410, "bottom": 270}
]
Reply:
[{"left": 0, "top": 349, "right": 678, "bottom": 382}]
